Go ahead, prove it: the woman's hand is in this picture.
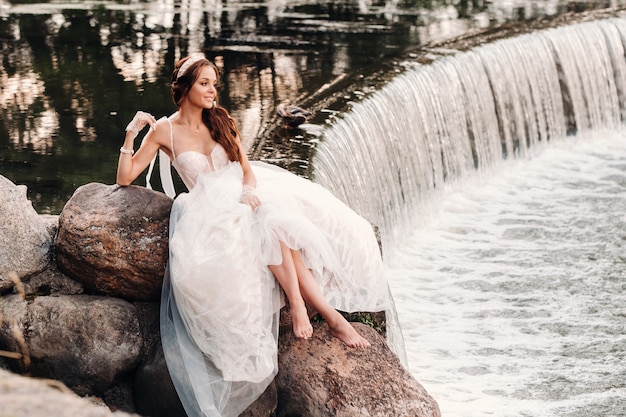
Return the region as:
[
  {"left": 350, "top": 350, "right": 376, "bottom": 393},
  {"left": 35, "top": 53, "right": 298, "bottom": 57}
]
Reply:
[
  {"left": 117, "top": 111, "right": 161, "bottom": 186},
  {"left": 240, "top": 185, "right": 261, "bottom": 210},
  {"left": 126, "top": 111, "right": 157, "bottom": 136}
]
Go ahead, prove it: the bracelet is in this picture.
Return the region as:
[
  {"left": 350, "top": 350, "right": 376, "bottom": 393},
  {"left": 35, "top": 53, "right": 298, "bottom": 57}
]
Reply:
[{"left": 120, "top": 147, "right": 134, "bottom": 155}]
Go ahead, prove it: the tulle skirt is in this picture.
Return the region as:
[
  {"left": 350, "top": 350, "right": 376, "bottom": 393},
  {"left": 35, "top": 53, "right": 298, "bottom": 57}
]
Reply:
[{"left": 161, "top": 161, "right": 403, "bottom": 417}]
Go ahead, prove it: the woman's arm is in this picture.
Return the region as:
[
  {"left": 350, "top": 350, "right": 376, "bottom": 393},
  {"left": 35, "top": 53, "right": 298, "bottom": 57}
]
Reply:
[{"left": 116, "top": 112, "right": 163, "bottom": 186}]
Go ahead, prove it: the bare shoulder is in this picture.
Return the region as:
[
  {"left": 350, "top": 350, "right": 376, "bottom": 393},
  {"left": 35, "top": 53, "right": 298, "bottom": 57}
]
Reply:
[
  {"left": 147, "top": 116, "right": 177, "bottom": 159},
  {"left": 148, "top": 117, "right": 171, "bottom": 146}
]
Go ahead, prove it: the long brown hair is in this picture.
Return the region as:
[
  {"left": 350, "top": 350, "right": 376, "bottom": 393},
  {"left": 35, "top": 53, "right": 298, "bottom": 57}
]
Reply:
[{"left": 171, "top": 56, "right": 242, "bottom": 162}]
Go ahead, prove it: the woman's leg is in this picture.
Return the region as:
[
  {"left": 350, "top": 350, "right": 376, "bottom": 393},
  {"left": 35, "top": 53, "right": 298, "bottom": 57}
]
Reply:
[
  {"left": 290, "top": 249, "right": 370, "bottom": 349},
  {"left": 269, "top": 242, "right": 313, "bottom": 339}
]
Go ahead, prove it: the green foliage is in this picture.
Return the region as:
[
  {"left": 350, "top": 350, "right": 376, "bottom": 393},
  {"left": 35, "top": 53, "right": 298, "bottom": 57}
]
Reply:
[{"left": 312, "top": 311, "right": 387, "bottom": 336}]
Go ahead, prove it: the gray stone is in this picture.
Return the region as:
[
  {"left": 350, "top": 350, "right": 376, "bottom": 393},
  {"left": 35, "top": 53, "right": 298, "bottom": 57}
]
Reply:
[
  {"left": 25, "top": 295, "right": 143, "bottom": 395},
  {"left": 0, "top": 369, "right": 138, "bottom": 417},
  {"left": 0, "top": 175, "right": 52, "bottom": 291},
  {"left": 0, "top": 294, "right": 29, "bottom": 372},
  {"left": 40, "top": 213, "right": 59, "bottom": 239},
  {"left": 21, "top": 263, "right": 85, "bottom": 297}
]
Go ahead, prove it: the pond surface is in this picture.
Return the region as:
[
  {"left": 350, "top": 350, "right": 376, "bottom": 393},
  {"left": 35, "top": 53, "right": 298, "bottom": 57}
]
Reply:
[{"left": 0, "top": 0, "right": 622, "bottom": 213}]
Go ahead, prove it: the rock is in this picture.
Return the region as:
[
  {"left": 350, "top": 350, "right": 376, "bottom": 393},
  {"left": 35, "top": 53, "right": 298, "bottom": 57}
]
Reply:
[
  {"left": 0, "top": 293, "right": 29, "bottom": 371},
  {"left": 40, "top": 213, "right": 60, "bottom": 239},
  {"left": 133, "top": 327, "right": 278, "bottom": 417},
  {"left": 133, "top": 341, "right": 186, "bottom": 417},
  {"left": 27, "top": 295, "right": 143, "bottom": 395},
  {"left": 21, "top": 263, "right": 85, "bottom": 297},
  {"left": 0, "top": 369, "right": 138, "bottom": 417},
  {"left": 0, "top": 294, "right": 143, "bottom": 395},
  {"left": 55, "top": 183, "right": 172, "bottom": 301},
  {"left": 102, "top": 376, "right": 137, "bottom": 414},
  {"left": 132, "top": 301, "right": 186, "bottom": 417},
  {"left": 0, "top": 175, "right": 52, "bottom": 292},
  {"left": 240, "top": 381, "right": 278, "bottom": 417},
  {"left": 276, "top": 322, "right": 441, "bottom": 417}
]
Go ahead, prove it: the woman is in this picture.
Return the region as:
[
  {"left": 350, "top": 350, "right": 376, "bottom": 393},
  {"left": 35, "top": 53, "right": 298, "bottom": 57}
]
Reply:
[{"left": 116, "top": 54, "right": 403, "bottom": 417}]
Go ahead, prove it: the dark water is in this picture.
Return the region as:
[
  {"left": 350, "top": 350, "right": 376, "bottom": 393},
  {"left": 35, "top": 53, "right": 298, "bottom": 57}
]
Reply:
[{"left": 0, "top": 0, "right": 622, "bottom": 214}]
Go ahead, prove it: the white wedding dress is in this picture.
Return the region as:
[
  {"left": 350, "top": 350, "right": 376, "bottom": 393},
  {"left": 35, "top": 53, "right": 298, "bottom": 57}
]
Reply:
[{"left": 155, "top": 115, "right": 405, "bottom": 417}]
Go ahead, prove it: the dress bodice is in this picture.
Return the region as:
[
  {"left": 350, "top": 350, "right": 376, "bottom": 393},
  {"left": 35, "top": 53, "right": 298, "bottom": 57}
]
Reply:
[
  {"left": 171, "top": 145, "right": 230, "bottom": 190},
  {"left": 167, "top": 120, "right": 230, "bottom": 190}
]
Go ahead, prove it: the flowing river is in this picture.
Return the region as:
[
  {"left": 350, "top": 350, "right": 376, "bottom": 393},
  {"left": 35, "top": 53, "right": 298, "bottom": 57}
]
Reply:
[
  {"left": 311, "top": 15, "right": 626, "bottom": 417},
  {"left": 390, "top": 129, "right": 626, "bottom": 417}
]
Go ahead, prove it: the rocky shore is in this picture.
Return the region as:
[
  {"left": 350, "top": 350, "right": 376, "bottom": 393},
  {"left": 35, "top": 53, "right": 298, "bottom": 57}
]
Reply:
[{"left": 0, "top": 174, "right": 440, "bottom": 417}]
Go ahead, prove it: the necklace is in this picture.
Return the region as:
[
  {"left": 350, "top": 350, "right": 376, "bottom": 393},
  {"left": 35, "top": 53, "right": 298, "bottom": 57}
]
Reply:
[
  {"left": 178, "top": 114, "right": 202, "bottom": 134},
  {"left": 183, "top": 124, "right": 201, "bottom": 134}
]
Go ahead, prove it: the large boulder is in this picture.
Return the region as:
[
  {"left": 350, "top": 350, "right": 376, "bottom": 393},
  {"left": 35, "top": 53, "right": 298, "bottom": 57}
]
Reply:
[
  {"left": 0, "top": 176, "right": 52, "bottom": 292},
  {"left": 276, "top": 321, "right": 441, "bottom": 417},
  {"left": 55, "top": 183, "right": 172, "bottom": 301},
  {"left": 0, "top": 369, "right": 138, "bottom": 417},
  {"left": 0, "top": 294, "right": 143, "bottom": 396}
]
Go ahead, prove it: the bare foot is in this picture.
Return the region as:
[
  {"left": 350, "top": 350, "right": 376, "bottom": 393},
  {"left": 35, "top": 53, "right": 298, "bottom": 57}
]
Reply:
[
  {"left": 290, "top": 302, "right": 313, "bottom": 339},
  {"left": 329, "top": 317, "right": 371, "bottom": 349}
]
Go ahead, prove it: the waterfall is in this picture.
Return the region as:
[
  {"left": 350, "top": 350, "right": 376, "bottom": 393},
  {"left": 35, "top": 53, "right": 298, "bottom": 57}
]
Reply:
[{"left": 312, "top": 17, "right": 626, "bottom": 247}]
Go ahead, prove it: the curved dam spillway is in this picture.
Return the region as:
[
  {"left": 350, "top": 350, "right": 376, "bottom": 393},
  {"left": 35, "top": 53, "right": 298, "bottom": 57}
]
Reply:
[
  {"left": 311, "top": 15, "right": 626, "bottom": 417},
  {"left": 312, "top": 15, "right": 626, "bottom": 245}
]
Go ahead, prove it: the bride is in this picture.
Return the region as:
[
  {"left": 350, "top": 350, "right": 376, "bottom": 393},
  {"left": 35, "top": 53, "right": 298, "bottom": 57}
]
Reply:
[{"left": 116, "top": 54, "right": 403, "bottom": 417}]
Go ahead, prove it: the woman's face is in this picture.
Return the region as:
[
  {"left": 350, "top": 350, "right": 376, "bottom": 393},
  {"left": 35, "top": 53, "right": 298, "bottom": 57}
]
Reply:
[{"left": 186, "top": 65, "right": 218, "bottom": 109}]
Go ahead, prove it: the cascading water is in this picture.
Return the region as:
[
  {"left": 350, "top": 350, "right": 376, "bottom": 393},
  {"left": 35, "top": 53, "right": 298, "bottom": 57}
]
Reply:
[
  {"left": 313, "top": 17, "right": 626, "bottom": 247},
  {"left": 311, "top": 16, "right": 626, "bottom": 417}
]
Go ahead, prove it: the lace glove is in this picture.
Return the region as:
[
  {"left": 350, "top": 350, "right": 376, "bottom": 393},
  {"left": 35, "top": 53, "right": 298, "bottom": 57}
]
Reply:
[
  {"left": 240, "top": 184, "right": 261, "bottom": 210},
  {"left": 125, "top": 111, "right": 157, "bottom": 136}
]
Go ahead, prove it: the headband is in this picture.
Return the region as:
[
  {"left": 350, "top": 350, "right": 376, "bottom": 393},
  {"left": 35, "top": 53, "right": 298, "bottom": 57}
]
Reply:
[{"left": 176, "top": 54, "right": 205, "bottom": 80}]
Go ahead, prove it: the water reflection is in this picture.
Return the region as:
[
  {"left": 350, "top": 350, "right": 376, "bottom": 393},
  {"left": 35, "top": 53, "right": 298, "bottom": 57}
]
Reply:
[
  {"left": 1, "top": 65, "right": 57, "bottom": 153},
  {"left": 0, "top": 0, "right": 622, "bottom": 213}
]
